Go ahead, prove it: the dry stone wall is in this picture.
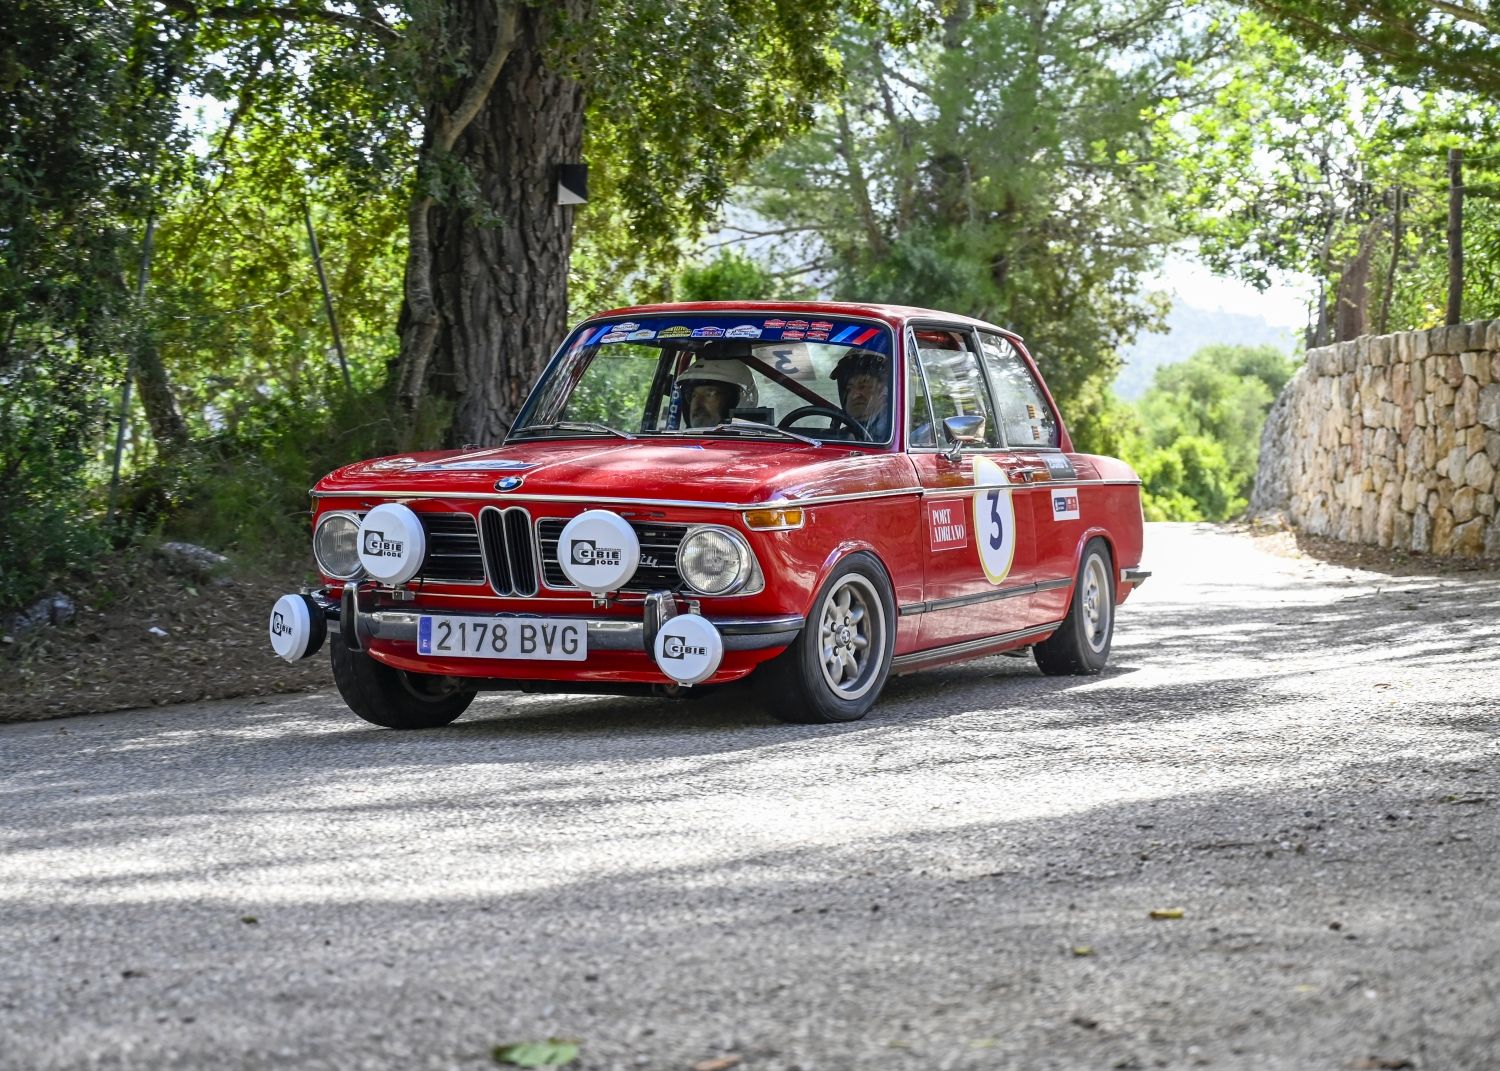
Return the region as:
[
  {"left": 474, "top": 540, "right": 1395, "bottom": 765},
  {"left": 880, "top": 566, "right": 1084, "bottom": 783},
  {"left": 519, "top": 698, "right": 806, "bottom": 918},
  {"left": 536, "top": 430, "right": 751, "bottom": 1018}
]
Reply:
[{"left": 1252, "top": 319, "right": 1500, "bottom": 558}]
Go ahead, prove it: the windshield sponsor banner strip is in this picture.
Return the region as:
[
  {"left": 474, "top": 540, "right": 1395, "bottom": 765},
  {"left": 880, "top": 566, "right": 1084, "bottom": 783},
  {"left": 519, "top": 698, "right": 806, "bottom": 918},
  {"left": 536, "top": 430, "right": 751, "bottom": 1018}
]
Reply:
[{"left": 920, "top": 479, "right": 1140, "bottom": 497}]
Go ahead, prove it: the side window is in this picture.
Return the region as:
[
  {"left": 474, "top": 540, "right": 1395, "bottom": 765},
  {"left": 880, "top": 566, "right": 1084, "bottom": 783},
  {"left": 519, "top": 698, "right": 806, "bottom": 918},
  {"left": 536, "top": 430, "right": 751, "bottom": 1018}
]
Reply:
[
  {"left": 978, "top": 333, "right": 1060, "bottom": 448},
  {"left": 912, "top": 329, "right": 1000, "bottom": 448}
]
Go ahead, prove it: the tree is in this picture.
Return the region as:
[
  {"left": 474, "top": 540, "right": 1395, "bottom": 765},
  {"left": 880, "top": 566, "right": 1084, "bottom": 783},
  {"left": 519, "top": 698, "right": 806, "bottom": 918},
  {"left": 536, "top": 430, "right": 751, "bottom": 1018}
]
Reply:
[
  {"left": 1250, "top": 0, "right": 1500, "bottom": 101},
  {"left": 740, "top": 1, "right": 1225, "bottom": 449},
  {"left": 158, "top": 0, "right": 853, "bottom": 446},
  {"left": 1133, "top": 343, "right": 1297, "bottom": 519},
  {"left": 0, "top": 0, "right": 187, "bottom": 605}
]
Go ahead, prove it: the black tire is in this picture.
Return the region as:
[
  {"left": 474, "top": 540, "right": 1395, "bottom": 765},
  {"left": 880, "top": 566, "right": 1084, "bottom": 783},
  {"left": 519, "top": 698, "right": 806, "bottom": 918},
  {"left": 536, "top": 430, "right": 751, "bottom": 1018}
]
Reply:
[
  {"left": 329, "top": 636, "right": 477, "bottom": 729},
  {"left": 756, "top": 552, "right": 895, "bottom": 724},
  {"left": 1034, "top": 537, "right": 1115, "bottom": 676}
]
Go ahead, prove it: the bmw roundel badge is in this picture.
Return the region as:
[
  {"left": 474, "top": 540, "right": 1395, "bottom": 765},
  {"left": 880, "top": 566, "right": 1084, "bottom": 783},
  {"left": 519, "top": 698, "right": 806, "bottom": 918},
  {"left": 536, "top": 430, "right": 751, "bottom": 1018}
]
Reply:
[{"left": 495, "top": 476, "right": 524, "bottom": 492}]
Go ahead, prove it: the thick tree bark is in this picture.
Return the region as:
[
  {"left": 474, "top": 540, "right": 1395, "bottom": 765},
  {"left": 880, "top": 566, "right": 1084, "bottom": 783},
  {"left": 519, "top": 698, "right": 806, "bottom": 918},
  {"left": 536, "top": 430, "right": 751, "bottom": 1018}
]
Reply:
[{"left": 396, "top": 0, "right": 585, "bottom": 447}]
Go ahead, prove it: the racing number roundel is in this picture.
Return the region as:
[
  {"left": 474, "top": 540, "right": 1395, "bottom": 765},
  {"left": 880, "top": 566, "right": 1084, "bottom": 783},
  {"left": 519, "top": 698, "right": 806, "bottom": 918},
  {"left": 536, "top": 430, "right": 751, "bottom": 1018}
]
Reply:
[{"left": 972, "top": 455, "right": 1016, "bottom": 585}]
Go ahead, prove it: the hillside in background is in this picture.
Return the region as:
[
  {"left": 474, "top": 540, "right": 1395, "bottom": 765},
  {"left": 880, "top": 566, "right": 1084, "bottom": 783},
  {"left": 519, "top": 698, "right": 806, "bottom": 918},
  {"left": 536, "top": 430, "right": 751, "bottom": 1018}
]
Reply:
[{"left": 1115, "top": 302, "right": 1302, "bottom": 399}]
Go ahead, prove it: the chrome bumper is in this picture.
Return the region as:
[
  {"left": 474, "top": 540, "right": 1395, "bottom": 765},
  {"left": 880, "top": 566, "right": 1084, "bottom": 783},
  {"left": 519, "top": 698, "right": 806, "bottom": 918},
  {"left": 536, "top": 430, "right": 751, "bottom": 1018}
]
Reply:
[
  {"left": 315, "top": 589, "right": 802, "bottom": 654},
  {"left": 1121, "top": 567, "right": 1151, "bottom": 587}
]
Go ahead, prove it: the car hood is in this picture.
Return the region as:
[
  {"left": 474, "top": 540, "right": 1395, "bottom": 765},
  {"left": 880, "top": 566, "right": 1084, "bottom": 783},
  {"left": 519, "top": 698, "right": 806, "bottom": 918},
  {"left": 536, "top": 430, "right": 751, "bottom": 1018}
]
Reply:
[{"left": 316, "top": 439, "right": 918, "bottom": 505}]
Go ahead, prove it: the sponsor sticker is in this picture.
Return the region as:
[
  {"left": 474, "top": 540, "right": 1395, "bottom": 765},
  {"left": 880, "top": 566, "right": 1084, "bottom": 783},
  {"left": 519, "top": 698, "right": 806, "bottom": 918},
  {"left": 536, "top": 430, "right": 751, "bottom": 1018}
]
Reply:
[
  {"left": 806, "top": 330, "right": 829, "bottom": 341},
  {"left": 972, "top": 456, "right": 1017, "bottom": 585},
  {"left": 831, "top": 325, "right": 881, "bottom": 346},
  {"left": 570, "top": 539, "right": 623, "bottom": 567},
  {"left": 810, "top": 320, "right": 833, "bottom": 331},
  {"left": 362, "top": 530, "right": 405, "bottom": 558},
  {"left": 726, "top": 324, "right": 762, "bottom": 338},
  {"left": 786, "top": 319, "right": 810, "bottom": 330},
  {"left": 781, "top": 330, "right": 805, "bottom": 340},
  {"left": 692, "top": 326, "right": 725, "bottom": 338},
  {"left": 615, "top": 322, "right": 639, "bottom": 332},
  {"left": 599, "top": 332, "right": 630, "bottom": 344},
  {"left": 926, "top": 502, "right": 968, "bottom": 551},
  {"left": 1051, "top": 491, "right": 1080, "bottom": 521},
  {"left": 628, "top": 329, "right": 657, "bottom": 340},
  {"left": 763, "top": 318, "right": 787, "bottom": 329},
  {"left": 659, "top": 325, "right": 692, "bottom": 338},
  {"left": 270, "top": 610, "right": 292, "bottom": 638},
  {"left": 1042, "top": 454, "right": 1076, "bottom": 479}
]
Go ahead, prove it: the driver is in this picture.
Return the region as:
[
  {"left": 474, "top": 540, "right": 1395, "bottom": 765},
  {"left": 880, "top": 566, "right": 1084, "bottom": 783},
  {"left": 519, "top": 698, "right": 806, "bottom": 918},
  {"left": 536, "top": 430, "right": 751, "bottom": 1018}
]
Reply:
[
  {"left": 831, "top": 349, "right": 891, "bottom": 441},
  {"left": 676, "top": 358, "right": 757, "bottom": 428}
]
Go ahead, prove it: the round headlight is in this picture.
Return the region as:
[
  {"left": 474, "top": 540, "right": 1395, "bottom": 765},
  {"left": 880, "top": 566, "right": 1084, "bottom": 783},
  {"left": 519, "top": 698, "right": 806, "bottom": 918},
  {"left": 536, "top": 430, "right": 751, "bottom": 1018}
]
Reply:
[
  {"left": 313, "top": 512, "right": 364, "bottom": 579},
  {"left": 677, "top": 528, "right": 749, "bottom": 596}
]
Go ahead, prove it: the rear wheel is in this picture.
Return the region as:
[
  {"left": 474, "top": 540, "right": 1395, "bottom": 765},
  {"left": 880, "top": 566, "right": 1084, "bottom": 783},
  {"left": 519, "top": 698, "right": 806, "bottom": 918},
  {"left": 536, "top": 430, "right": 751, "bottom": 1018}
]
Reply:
[
  {"left": 329, "top": 637, "right": 477, "bottom": 729},
  {"left": 757, "top": 553, "right": 895, "bottom": 724},
  {"left": 1034, "top": 538, "right": 1114, "bottom": 676}
]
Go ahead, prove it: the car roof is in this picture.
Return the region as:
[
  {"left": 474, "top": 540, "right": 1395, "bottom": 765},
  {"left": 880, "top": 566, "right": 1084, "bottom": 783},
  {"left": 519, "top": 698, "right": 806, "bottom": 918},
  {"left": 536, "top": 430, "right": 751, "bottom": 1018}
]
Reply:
[{"left": 589, "top": 300, "right": 1026, "bottom": 344}]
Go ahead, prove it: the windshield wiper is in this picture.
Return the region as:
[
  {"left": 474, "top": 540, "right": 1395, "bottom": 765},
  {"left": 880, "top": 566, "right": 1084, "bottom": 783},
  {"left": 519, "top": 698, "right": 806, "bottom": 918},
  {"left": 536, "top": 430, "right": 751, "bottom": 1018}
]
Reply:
[
  {"left": 700, "top": 421, "right": 823, "bottom": 447},
  {"left": 510, "top": 421, "right": 635, "bottom": 441}
]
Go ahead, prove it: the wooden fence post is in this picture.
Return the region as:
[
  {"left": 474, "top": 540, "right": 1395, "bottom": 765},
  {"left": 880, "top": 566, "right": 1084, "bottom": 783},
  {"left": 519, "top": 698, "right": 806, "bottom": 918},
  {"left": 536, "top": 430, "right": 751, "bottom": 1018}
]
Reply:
[{"left": 1447, "top": 148, "right": 1463, "bottom": 326}]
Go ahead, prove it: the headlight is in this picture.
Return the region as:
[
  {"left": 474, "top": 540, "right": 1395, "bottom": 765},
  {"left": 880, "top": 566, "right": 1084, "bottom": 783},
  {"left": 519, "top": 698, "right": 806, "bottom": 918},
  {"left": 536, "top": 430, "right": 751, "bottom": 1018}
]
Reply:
[
  {"left": 313, "top": 512, "right": 364, "bottom": 579},
  {"left": 676, "top": 527, "right": 751, "bottom": 596}
]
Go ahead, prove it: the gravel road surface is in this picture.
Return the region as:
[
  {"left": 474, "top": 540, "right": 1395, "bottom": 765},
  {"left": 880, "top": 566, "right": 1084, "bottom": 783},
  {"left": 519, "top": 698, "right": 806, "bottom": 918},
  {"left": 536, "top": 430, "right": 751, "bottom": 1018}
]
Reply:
[{"left": 3, "top": 522, "right": 1498, "bottom": 1071}]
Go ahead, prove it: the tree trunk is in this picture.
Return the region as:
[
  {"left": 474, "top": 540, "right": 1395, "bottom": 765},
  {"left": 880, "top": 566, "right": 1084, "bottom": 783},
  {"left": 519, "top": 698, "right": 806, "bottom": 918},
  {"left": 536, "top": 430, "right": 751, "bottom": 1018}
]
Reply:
[
  {"left": 396, "top": 0, "right": 585, "bottom": 447},
  {"left": 1333, "top": 225, "right": 1375, "bottom": 343}
]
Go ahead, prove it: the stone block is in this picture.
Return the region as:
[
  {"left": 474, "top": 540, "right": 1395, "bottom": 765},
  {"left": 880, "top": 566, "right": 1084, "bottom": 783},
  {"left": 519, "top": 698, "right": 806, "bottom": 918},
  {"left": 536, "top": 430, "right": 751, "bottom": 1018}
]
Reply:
[
  {"left": 1461, "top": 350, "right": 1483, "bottom": 378},
  {"left": 1479, "top": 383, "right": 1500, "bottom": 430},
  {"left": 1454, "top": 517, "right": 1486, "bottom": 556},
  {"left": 1394, "top": 510, "right": 1413, "bottom": 550},
  {"left": 1486, "top": 522, "right": 1500, "bottom": 557},
  {"left": 1479, "top": 492, "right": 1496, "bottom": 518},
  {"left": 1342, "top": 341, "right": 1361, "bottom": 373},
  {"left": 1468, "top": 425, "right": 1488, "bottom": 457},
  {"left": 1412, "top": 505, "right": 1431, "bottom": 552},
  {"left": 1437, "top": 381, "right": 1456, "bottom": 407},
  {"left": 1412, "top": 330, "right": 1430, "bottom": 362},
  {"left": 1400, "top": 476, "right": 1419, "bottom": 512},
  {"left": 1432, "top": 507, "right": 1456, "bottom": 554},
  {"left": 1445, "top": 355, "right": 1465, "bottom": 387},
  {"left": 1486, "top": 318, "right": 1500, "bottom": 351},
  {"left": 1477, "top": 352, "right": 1493, "bottom": 388},
  {"left": 1456, "top": 377, "right": 1480, "bottom": 428},
  {"left": 1454, "top": 485, "right": 1477, "bottom": 524},
  {"left": 1465, "top": 451, "right": 1496, "bottom": 493}
]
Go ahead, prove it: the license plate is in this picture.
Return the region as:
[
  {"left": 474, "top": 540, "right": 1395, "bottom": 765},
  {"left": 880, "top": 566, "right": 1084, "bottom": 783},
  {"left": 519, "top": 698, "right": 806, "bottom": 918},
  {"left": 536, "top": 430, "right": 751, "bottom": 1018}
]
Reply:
[{"left": 416, "top": 615, "right": 587, "bottom": 660}]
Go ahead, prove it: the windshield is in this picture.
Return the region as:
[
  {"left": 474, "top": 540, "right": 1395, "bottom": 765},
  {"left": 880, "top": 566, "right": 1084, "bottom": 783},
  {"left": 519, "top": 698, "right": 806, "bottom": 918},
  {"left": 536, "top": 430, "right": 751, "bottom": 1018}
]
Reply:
[{"left": 511, "top": 314, "right": 897, "bottom": 444}]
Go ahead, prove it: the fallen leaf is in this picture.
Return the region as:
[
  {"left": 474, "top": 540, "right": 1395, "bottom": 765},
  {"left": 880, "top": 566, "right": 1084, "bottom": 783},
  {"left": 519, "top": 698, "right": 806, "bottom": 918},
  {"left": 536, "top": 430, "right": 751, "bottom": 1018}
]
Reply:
[
  {"left": 1148, "top": 908, "right": 1184, "bottom": 920},
  {"left": 239, "top": 915, "right": 259, "bottom": 925},
  {"left": 492, "top": 1039, "right": 580, "bottom": 1068},
  {"left": 692, "top": 1056, "right": 742, "bottom": 1071},
  {"left": 1071, "top": 945, "right": 1095, "bottom": 956}
]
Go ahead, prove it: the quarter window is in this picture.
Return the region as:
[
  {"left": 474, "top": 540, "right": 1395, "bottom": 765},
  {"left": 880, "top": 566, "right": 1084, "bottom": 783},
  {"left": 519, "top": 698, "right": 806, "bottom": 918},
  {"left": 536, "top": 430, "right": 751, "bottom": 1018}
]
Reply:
[{"left": 977, "top": 333, "right": 1059, "bottom": 448}]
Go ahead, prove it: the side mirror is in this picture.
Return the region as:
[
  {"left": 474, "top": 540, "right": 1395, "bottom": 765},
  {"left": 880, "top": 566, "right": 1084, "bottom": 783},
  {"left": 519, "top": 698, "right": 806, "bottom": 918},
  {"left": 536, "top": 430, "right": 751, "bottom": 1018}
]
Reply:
[{"left": 942, "top": 414, "right": 985, "bottom": 460}]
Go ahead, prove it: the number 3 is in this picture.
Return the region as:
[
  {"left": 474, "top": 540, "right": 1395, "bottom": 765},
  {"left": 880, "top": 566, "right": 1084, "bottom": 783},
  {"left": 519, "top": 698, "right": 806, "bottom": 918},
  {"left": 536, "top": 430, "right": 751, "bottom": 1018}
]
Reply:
[{"left": 987, "top": 490, "right": 1004, "bottom": 549}]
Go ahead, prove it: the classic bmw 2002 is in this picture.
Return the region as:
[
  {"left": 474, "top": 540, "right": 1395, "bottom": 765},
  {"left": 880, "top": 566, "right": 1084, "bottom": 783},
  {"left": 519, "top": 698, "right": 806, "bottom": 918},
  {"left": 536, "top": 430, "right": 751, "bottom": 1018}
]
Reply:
[{"left": 268, "top": 302, "right": 1150, "bottom": 728}]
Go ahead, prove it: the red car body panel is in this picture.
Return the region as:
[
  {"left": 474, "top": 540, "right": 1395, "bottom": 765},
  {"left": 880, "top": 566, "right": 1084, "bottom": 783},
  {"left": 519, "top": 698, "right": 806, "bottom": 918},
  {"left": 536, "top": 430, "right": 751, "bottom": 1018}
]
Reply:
[{"left": 307, "top": 301, "right": 1144, "bottom": 689}]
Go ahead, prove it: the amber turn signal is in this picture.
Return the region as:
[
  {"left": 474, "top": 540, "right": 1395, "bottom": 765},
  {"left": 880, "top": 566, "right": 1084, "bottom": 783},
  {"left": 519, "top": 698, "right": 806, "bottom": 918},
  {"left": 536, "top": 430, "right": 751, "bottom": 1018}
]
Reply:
[{"left": 743, "top": 507, "right": 805, "bottom": 530}]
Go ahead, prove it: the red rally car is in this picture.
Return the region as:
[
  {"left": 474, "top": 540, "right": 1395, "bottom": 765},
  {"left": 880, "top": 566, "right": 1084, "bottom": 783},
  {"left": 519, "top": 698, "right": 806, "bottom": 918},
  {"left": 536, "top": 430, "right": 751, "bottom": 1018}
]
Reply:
[{"left": 269, "top": 302, "right": 1150, "bottom": 728}]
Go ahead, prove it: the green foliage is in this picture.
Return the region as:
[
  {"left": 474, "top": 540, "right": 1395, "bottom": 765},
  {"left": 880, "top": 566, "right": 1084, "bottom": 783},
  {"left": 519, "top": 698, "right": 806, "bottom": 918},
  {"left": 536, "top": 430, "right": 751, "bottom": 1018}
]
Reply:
[
  {"left": 491, "top": 1039, "right": 580, "bottom": 1069},
  {"left": 1247, "top": 0, "right": 1500, "bottom": 102},
  {"left": 1160, "top": 11, "right": 1500, "bottom": 334},
  {"left": 0, "top": 0, "right": 187, "bottom": 608},
  {"left": 676, "top": 251, "right": 808, "bottom": 302},
  {"left": 1130, "top": 344, "right": 1298, "bottom": 520},
  {"left": 743, "top": 3, "right": 1211, "bottom": 444}
]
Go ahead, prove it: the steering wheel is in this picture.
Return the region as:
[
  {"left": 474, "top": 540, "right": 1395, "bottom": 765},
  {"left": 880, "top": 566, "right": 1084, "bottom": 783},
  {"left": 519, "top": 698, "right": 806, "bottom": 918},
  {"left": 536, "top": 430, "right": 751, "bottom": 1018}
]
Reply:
[{"left": 777, "top": 405, "right": 870, "bottom": 442}]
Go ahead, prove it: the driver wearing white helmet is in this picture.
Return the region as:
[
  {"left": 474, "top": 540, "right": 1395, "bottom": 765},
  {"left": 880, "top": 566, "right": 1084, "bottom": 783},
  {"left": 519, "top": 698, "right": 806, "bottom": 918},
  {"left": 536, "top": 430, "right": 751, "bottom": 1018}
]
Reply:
[{"left": 676, "top": 358, "right": 757, "bottom": 429}]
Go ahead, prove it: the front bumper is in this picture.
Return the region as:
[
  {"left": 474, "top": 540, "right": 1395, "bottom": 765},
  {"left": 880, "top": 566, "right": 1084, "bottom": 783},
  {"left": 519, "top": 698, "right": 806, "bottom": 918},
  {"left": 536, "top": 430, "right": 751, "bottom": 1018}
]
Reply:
[{"left": 314, "top": 587, "right": 803, "bottom": 655}]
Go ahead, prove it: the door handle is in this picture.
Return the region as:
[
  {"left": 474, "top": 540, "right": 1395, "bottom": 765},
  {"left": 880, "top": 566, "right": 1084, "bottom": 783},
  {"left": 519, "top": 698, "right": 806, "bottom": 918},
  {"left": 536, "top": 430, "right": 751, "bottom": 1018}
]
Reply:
[{"left": 1013, "top": 467, "right": 1048, "bottom": 483}]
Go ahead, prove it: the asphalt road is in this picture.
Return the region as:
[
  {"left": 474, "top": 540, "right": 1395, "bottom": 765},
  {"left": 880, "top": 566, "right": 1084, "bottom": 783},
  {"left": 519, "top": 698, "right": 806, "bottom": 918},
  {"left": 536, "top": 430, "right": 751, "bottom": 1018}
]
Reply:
[{"left": 3, "top": 523, "right": 1498, "bottom": 1071}]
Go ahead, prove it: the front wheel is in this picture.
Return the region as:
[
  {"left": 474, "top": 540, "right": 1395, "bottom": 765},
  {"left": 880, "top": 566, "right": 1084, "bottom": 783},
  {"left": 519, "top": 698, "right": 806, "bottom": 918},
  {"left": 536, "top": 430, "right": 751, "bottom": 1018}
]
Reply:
[
  {"left": 329, "top": 637, "right": 477, "bottom": 729},
  {"left": 1034, "top": 537, "right": 1114, "bottom": 676},
  {"left": 756, "top": 553, "right": 895, "bottom": 723}
]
